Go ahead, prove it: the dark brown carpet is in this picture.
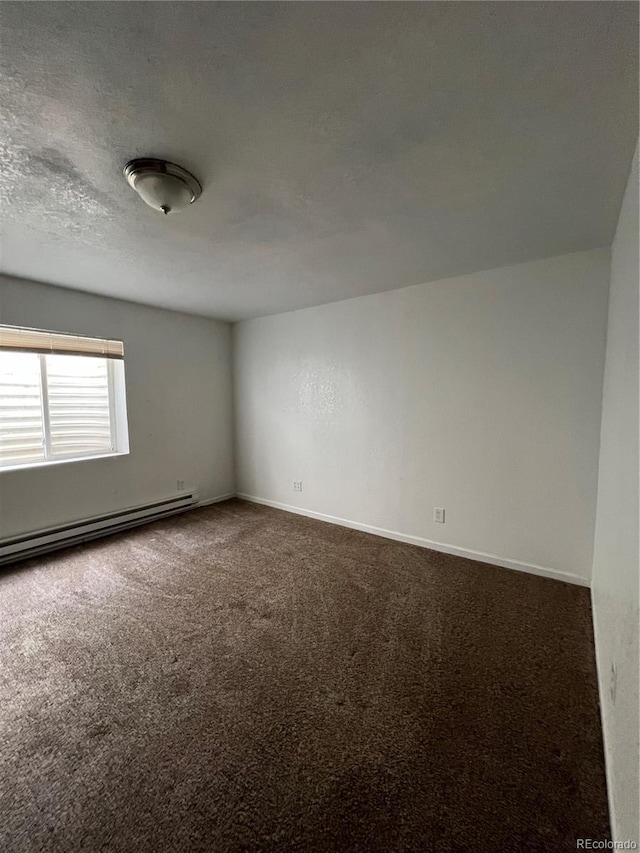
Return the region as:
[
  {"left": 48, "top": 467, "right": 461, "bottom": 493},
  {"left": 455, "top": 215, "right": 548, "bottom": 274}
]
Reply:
[{"left": 0, "top": 499, "right": 608, "bottom": 852}]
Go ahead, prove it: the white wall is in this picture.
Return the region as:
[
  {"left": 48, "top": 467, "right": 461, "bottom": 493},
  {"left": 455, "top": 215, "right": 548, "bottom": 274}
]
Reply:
[
  {"left": 234, "top": 249, "right": 610, "bottom": 584},
  {"left": 592, "top": 144, "right": 639, "bottom": 843},
  {"left": 0, "top": 276, "right": 234, "bottom": 538}
]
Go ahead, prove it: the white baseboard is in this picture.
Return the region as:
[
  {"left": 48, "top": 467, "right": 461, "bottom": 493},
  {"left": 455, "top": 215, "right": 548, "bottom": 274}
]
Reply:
[
  {"left": 198, "top": 492, "right": 236, "bottom": 508},
  {"left": 236, "top": 493, "right": 590, "bottom": 587}
]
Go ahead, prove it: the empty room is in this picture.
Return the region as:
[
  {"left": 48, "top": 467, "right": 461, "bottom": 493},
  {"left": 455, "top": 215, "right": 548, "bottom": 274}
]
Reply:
[{"left": 0, "top": 2, "right": 638, "bottom": 851}]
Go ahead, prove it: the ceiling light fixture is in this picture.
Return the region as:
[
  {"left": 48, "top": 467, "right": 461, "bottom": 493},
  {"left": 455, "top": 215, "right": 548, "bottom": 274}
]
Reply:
[{"left": 123, "top": 158, "right": 202, "bottom": 215}]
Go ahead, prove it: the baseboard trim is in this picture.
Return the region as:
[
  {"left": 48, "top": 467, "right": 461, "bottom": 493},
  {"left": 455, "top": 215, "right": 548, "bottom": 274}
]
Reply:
[
  {"left": 1, "top": 493, "right": 238, "bottom": 567},
  {"left": 237, "top": 494, "right": 590, "bottom": 587},
  {"left": 198, "top": 493, "right": 236, "bottom": 508}
]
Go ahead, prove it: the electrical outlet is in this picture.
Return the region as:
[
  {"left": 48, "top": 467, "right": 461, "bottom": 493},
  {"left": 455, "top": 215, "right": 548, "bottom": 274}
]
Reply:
[
  {"left": 610, "top": 662, "right": 617, "bottom": 705},
  {"left": 434, "top": 507, "right": 445, "bottom": 523},
  {"left": 177, "top": 479, "right": 185, "bottom": 491},
  {"left": 293, "top": 481, "right": 303, "bottom": 492}
]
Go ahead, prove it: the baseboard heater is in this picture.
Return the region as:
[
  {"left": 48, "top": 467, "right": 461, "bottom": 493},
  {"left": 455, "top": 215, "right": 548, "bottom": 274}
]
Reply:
[{"left": 0, "top": 492, "right": 199, "bottom": 566}]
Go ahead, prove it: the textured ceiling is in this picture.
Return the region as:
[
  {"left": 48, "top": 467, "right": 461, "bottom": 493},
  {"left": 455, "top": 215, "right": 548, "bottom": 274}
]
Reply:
[{"left": 0, "top": 2, "right": 638, "bottom": 321}]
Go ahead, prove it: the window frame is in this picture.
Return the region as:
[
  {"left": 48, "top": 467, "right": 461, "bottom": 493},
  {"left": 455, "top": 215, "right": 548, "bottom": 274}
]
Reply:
[{"left": 0, "top": 350, "right": 129, "bottom": 472}]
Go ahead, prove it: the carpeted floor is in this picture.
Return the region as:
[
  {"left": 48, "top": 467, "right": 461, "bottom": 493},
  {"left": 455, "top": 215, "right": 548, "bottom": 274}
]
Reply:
[{"left": 0, "top": 499, "right": 608, "bottom": 852}]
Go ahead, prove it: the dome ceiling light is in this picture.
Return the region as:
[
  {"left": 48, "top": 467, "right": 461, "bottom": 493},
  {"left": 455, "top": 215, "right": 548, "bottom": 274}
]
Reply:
[{"left": 123, "top": 158, "right": 202, "bottom": 215}]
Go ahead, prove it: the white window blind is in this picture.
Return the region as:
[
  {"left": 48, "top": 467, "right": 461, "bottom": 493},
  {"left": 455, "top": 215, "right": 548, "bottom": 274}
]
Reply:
[
  {"left": 0, "top": 326, "right": 128, "bottom": 470},
  {"left": 0, "top": 326, "right": 124, "bottom": 358}
]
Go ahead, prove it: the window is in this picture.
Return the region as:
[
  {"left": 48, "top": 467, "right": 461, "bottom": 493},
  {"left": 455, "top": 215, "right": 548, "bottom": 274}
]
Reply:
[{"left": 0, "top": 326, "right": 129, "bottom": 470}]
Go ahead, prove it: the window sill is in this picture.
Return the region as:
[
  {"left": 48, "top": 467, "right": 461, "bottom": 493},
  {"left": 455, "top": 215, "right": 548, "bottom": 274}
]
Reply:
[{"left": 0, "top": 450, "right": 130, "bottom": 473}]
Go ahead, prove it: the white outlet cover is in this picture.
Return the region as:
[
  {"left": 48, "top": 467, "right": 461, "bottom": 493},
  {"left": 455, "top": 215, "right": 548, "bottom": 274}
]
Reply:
[{"left": 434, "top": 507, "right": 445, "bottom": 523}]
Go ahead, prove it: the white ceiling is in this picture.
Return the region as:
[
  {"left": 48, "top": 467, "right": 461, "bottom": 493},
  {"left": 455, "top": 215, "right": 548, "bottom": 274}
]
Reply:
[{"left": 0, "top": 2, "right": 637, "bottom": 322}]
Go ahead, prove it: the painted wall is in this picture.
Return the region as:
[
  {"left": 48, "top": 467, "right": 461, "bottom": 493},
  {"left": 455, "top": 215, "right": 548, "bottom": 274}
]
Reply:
[
  {"left": 592, "top": 143, "right": 639, "bottom": 843},
  {"left": 0, "top": 276, "right": 234, "bottom": 538},
  {"left": 234, "top": 249, "right": 610, "bottom": 584}
]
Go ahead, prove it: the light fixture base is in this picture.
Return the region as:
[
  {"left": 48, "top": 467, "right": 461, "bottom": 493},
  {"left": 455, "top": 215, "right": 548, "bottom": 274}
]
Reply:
[{"left": 123, "top": 158, "right": 202, "bottom": 214}]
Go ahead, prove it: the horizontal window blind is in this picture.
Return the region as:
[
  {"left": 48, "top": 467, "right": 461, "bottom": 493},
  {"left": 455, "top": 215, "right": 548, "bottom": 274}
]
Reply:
[{"left": 0, "top": 326, "right": 124, "bottom": 359}]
